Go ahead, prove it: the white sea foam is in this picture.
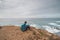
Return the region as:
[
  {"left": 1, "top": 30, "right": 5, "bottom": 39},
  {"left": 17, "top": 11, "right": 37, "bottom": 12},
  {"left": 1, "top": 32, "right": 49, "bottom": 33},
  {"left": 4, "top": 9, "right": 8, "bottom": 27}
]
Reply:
[
  {"left": 48, "top": 23, "right": 57, "bottom": 26},
  {"left": 48, "top": 22, "right": 60, "bottom": 27},
  {"left": 30, "top": 24, "right": 43, "bottom": 29},
  {"left": 30, "top": 24, "right": 60, "bottom": 33},
  {"left": 42, "top": 25, "right": 60, "bottom": 33},
  {"left": 30, "top": 24, "right": 37, "bottom": 27},
  {"left": 30, "top": 24, "right": 39, "bottom": 29}
]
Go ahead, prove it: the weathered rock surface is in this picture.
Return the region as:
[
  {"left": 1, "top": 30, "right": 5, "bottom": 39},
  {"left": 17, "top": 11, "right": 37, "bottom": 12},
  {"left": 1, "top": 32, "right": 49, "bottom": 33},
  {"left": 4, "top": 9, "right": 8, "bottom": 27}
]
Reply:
[{"left": 0, "top": 25, "right": 60, "bottom": 40}]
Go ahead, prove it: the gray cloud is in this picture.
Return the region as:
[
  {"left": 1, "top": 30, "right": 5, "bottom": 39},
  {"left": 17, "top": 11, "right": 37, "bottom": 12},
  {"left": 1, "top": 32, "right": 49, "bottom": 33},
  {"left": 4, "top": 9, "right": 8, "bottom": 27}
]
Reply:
[
  {"left": 0, "top": 0, "right": 60, "bottom": 18},
  {"left": 29, "top": 0, "right": 60, "bottom": 18}
]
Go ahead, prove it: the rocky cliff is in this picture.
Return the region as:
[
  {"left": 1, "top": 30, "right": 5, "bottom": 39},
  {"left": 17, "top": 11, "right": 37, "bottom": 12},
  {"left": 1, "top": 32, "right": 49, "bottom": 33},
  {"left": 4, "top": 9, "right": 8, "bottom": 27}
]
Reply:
[{"left": 0, "top": 25, "right": 60, "bottom": 40}]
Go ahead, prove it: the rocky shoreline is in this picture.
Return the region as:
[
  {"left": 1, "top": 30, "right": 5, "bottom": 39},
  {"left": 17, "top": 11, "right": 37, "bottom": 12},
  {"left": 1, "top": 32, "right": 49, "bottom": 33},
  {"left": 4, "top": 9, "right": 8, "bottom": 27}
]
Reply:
[{"left": 0, "top": 25, "right": 60, "bottom": 40}]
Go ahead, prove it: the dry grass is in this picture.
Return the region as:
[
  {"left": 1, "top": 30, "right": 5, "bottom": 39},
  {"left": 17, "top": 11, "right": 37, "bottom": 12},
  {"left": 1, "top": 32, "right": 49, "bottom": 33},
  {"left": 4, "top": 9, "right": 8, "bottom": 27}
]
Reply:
[{"left": 0, "top": 25, "right": 60, "bottom": 40}]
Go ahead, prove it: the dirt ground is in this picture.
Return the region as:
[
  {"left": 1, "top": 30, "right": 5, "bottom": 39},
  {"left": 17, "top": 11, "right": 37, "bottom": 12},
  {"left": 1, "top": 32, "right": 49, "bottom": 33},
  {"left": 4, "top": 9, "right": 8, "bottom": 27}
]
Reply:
[{"left": 0, "top": 25, "right": 60, "bottom": 40}]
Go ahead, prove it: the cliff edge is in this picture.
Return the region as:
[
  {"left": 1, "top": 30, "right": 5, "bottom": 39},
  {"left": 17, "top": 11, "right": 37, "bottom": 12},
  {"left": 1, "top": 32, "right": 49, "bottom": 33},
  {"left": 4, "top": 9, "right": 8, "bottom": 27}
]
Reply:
[{"left": 0, "top": 25, "right": 60, "bottom": 40}]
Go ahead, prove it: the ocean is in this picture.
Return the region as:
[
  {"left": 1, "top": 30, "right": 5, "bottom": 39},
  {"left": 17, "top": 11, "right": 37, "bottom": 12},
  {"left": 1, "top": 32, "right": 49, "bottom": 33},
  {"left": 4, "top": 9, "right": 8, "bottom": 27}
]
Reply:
[{"left": 0, "top": 18, "right": 60, "bottom": 36}]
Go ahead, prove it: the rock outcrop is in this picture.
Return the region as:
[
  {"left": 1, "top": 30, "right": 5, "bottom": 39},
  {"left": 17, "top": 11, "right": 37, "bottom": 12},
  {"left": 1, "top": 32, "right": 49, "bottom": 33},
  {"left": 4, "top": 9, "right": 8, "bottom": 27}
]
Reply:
[{"left": 0, "top": 25, "right": 60, "bottom": 40}]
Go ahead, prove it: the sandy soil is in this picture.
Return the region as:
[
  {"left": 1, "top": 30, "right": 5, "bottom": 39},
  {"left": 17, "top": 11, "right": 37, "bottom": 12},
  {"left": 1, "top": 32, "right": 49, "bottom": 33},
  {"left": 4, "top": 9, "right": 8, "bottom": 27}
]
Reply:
[{"left": 0, "top": 25, "right": 60, "bottom": 40}]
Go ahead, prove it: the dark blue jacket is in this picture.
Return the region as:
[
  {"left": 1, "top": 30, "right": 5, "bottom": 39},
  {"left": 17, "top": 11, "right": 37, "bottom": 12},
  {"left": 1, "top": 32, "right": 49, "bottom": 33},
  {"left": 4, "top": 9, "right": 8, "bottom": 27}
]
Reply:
[{"left": 21, "top": 24, "right": 27, "bottom": 31}]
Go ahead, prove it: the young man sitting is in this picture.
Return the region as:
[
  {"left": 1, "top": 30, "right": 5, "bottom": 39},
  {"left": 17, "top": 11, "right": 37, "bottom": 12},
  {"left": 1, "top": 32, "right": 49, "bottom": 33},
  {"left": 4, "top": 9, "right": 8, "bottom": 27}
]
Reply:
[{"left": 21, "top": 21, "right": 30, "bottom": 32}]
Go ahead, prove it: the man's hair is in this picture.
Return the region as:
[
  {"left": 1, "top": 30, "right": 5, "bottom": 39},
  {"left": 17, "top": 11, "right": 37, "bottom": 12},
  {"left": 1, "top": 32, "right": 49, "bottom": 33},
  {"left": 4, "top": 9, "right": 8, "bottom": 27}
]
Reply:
[{"left": 24, "top": 21, "right": 27, "bottom": 23}]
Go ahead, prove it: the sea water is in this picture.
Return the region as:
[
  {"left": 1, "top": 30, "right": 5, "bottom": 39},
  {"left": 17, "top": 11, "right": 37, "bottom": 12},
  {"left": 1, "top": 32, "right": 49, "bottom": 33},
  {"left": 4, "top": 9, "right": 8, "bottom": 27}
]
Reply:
[{"left": 0, "top": 18, "right": 60, "bottom": 36}]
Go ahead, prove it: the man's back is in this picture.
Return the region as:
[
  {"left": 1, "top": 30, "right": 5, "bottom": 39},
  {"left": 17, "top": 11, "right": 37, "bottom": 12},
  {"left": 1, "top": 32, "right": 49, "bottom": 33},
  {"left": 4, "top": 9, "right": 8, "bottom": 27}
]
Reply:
[
  {"left": 21, "top": 24, "right": 27, "bottom": 31},
  {"left": 21, "top": 21, "right": 30, "bottom": 31}
]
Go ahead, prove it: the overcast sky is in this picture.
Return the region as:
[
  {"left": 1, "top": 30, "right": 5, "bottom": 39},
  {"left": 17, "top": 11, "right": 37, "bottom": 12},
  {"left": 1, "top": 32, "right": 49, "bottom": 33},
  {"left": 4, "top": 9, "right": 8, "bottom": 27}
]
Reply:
[{"left": 0, "top": 0, "right": 60, "bottom": 18}]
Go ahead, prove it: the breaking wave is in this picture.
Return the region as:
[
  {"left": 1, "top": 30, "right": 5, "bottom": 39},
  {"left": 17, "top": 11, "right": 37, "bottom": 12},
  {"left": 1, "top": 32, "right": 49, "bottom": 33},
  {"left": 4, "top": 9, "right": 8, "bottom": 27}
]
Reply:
[
  {"left": 30, "top": 23, "right": 60, "bottom": 33},
  {"left": 42, "top": 25, "right": 60, "bottom": 33},
  {"left": 56, "top": 21, "right": 60, "bottom": 23},
  {"left": 48, "top": 23, "right": 57, "bottom": 26}
]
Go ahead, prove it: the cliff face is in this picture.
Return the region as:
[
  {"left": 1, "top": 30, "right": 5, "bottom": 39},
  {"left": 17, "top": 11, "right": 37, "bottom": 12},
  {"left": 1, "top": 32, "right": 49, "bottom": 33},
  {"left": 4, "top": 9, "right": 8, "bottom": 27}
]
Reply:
[{"left": 0, "top": 26, "right": 60, "bottom": 40}]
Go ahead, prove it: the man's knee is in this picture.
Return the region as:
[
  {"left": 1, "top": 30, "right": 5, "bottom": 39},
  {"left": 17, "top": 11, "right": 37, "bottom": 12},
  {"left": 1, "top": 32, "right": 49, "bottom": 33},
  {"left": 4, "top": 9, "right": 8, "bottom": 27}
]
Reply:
[{"left": 27, "top": 26, "right": 30, "bottom": 30}]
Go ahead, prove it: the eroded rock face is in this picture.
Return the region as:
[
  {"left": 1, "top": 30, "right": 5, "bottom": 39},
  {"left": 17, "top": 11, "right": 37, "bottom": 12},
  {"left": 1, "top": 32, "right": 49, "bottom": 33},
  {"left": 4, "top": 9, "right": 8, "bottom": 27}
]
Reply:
[{"left": 0, "top": 26, "right": 60, "bottom": 40}]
